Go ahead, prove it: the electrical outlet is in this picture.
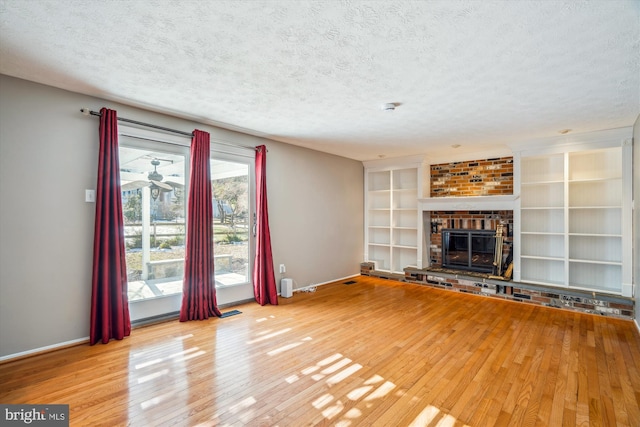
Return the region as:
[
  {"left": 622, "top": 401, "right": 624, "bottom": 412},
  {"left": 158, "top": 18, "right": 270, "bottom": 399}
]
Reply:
[{"left": 279, "top": 264, "right": 286, "bottom": 273}]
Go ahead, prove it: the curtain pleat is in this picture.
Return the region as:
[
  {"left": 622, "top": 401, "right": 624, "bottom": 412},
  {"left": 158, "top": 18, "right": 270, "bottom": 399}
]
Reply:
[
  {"left": 253, "top": 145, "right": 278, "bottom": 305},
  {"left": 90, "top": 108, "right": 131, "bottom": 345},
  {"left": 180, "top": 130, "right": 221, "bottom": 321}
]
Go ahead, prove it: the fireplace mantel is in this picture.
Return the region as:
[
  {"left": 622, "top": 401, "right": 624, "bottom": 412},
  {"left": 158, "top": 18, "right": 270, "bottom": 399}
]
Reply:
[{"left": 419, "top": 195, "right": 518, "bottom": 211}]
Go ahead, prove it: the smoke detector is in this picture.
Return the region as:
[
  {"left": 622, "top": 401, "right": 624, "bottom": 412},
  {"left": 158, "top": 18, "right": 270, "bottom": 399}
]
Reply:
[{"left": 381, "top": 103, "right": 396, "bottom": 111}]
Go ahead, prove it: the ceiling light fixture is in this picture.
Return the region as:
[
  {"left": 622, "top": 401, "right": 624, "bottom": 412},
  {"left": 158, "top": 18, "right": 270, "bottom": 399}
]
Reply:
[
  {"left": 147, "top": 159, "right": 163, "bottom": 182},
  {"left": 558, "top": 129, "right": 572, "bottom": 134},
  {"left": 381, "top": 103, "right": 396, "bottom": 112}
]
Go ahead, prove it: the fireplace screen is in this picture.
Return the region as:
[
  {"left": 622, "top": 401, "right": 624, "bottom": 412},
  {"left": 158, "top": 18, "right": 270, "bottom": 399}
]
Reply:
[{"left": 442, "top": 229, "right": 496, "bottom": 272}]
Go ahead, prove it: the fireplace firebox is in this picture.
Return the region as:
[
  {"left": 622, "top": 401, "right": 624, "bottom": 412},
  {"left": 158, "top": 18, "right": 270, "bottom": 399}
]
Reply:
[{"left": 442, "top": 229, "right": 496, "bottom": 273}]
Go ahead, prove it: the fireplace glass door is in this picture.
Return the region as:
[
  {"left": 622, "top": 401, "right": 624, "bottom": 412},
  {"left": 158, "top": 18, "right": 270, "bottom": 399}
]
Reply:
[{"left": 442, "top": 229, "right": 496, "bottom": 272}]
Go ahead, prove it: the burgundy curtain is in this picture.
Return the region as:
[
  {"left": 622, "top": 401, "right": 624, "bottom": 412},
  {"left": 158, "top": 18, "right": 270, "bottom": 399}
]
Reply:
[
  {"left": 90, "top": 108, "right": 131, "bottom": 345},
  {"left": 180, "top": 130, "right": 222, "bottom": 321},
  {"left": 253, "top": 145, "right": 278, "bottom": 305}
]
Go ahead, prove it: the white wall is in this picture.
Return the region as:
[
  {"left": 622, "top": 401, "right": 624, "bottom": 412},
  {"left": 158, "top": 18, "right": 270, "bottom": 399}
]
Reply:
[
  {"left": 633, "top": 114, "right": 639, "bottom": 330},
  {"left": 265, "top": 141, "right": 364, "bottom": 290},
  {"left": 0, "top": 75, "right": 364, "bottom": 358}
]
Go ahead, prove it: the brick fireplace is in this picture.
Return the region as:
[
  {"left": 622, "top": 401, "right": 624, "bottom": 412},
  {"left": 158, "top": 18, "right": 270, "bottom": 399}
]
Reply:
[{"left": 426, "top": 157, "right": 514, "bottom": 272}]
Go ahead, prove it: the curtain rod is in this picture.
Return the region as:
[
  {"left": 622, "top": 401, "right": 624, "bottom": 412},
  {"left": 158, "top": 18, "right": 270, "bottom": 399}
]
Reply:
[{"left": 80, "top": 108, "right": 260, "bottom": 151}]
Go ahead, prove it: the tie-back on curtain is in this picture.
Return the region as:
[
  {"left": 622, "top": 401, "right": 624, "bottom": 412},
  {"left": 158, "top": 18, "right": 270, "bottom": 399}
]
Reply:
[
  {"left": 180, "top": 129, "right": 222, "bottom": 321},
  {"left": 90, "top": 108, "right": 131, "bottom": 345},
  {"left": 253, "top": 145, "right": 278, "bottom": 305}
]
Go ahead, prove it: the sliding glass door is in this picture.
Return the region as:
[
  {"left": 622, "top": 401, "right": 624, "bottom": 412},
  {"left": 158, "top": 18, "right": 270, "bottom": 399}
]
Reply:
[
  {"left": 119, "top": 126, "right": 256, "bottom": 320},
  {"left": 119, "top": 134, "right": 189, "bottom": 320},
  {"left": 210, "top": 150, "right": 256, "bottom": 305}
]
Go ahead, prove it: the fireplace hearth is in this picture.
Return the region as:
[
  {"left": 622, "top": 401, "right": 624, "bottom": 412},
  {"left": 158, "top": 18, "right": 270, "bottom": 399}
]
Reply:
[{"left": 442, "top": 229, "right": 496, "bottom": 273}]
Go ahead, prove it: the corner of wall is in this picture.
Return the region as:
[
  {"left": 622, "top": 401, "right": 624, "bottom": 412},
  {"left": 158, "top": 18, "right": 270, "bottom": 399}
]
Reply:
[{"left": 633, "top": 115, "right": 640, "bottom": 322}]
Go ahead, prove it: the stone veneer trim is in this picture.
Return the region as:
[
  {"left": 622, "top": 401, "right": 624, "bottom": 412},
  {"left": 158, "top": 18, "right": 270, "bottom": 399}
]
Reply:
[
  {"left": 359, "top": 263, "right": 634, "bottom": 321},
  {"left": 401, "top": 267, "right": 634, "bottom": 321}
]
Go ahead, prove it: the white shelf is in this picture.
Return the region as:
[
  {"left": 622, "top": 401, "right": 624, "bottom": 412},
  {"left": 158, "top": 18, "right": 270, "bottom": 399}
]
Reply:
[
  {"left": 569, "top": 259, "right": 622, "bottom": 266},
  {"left": 569, "top": 149, "right": 621, "bottom": 181},
  {"left": 365, "top": 163, "right": 425, "bottom": 274},
  {"left": 568, "top": 206, "right": 621, "bottom": 209},
  {"left": 521, "top": 153, "right": 564, "bottom": 182},
  {"left": 521, "top": 257, "right": 565, "bottom": 286},
  {"left": 394, "top": 244, "right": 418, "bottom": 250},
  {"left": 520, "top": 182, "right": 564, "bottom": 208},
  {"left": 569, "top": 233, "right": 621, "bottom": 237},
  {"left": 368, "top": 170, "right": 391, "bottom": 191},
  {"left": 522, "top": 279, "right": 566, "bottom": 287},
  {"left": 521, "top": 231, "right": 564, "bottom": 235},
  {"left": 568, "top": 177, "right": 621, "bottom": 183},
  {"left": 518, "top": 144, "right": 630, "bottom": 295},
  {"left": 393, "top": 168, "right": 418, "bottom": 190},
  {"left": 521, "top": 207, "right": 564, "bottom": 210},
  {"left": 522, "top": 255, "right": 564, "bottom": 261},
  {"left": 569, "top": 262, "right": 621, "bottom": 293},
  {"left": 521, "top": 209, "right": 564, "bottom": 233},
  {"left": 394, "top": 209, "right": 419, "bottom": 228},
  {"left": 522, "top": 180, "right": 564, "bottom": 185}
]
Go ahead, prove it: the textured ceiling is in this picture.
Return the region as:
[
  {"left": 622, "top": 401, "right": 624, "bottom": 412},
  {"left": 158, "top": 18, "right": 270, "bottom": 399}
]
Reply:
[{"left": 0, "top": 0, "right": 638, "bottom": 161}]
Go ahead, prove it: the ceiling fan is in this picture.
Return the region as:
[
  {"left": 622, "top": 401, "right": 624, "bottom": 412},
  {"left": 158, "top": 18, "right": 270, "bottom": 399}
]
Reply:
[{"left": 121, "top": 158, "right": 183, "bottom": 200}]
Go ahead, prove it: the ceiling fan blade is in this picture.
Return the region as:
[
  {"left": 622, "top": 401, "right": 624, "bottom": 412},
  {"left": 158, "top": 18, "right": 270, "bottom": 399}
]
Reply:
[
  {"left": 149, "top": 180, "right": 173, "bottom": 191},
  {"left": 165, "top": 180, "right": 184, "bottom": 189},
  {"left": 121, "top": 180, "right": 150, "bottom": 191}
]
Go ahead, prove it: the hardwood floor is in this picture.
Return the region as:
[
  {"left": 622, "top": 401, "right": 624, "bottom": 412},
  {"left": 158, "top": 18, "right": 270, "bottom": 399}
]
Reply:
[{"left": 1, "top": 276, "right": 639, "bottom": 426}]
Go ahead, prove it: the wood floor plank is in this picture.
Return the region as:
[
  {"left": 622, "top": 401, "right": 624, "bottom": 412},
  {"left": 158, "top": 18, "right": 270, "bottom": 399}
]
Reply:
[
  {"left": 1, "top": 276, "right": 639, "bottom": 426},
  {"left": 549, "top": 316, "right": 572, "bottom": 426}
]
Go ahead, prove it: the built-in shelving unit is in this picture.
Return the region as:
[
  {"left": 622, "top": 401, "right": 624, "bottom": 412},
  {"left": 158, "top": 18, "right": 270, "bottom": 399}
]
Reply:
[
  {"left": 367, "top": 169, "right": 392, "bottom": 271},
  {"left": 364, "top": 160, "right": 425, "bottom": 274},
  {"left": 518, "top": 142, "right": 631, "bottom": 296},
  {"left": 520, "top": 153, "right": 566, "bottom": 286},
  {"left": 567, "top": 149, "right": 623, "bottom": 294},
  {"left": 363, "top": 128, "right": 632, "bottom": 296}
]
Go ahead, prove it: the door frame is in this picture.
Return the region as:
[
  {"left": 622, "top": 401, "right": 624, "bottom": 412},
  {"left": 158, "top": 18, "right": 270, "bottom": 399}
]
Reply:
[{"left": 211, "top": 144, "right": 256, "bottom": 306}]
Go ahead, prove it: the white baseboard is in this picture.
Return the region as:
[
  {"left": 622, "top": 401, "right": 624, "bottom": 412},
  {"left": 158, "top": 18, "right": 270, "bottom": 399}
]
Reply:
[
  {"left": 294, "top": 274, "right": 360, "bottom": 292},
  {"left": 0, "top": 337, "right": 88, "bottom": 363}
]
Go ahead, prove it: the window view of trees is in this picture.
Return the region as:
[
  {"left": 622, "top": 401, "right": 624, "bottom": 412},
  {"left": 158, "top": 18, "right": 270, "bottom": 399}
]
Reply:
[
  {"left": 211, "top": 160, "right": 250, "bottom": 286},
  {"left": 213, "top": 175, "right": 248, "bottom": 240},
  {"left": 120, "top": 146, "right": 252, "bottom": 301}
]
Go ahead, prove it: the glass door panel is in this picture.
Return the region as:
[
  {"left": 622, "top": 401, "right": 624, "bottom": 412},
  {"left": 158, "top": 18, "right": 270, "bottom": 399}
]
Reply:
[
  {"left": 119, "top": 144, "right": 187, "bottom": 303},
  {"left": 211, "top": 158, "right": 250, "bottom": 287}
]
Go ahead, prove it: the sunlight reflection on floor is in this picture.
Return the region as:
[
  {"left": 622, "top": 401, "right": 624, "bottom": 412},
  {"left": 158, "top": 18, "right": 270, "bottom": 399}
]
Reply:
[
  {"left": 408, "top": 405, "right": 471, "bottom": 427},
  {"left": 129, "top": 315, "right": 470, "bottom": 426},
  {"left": 214, "top": 317, "right": 468, "bottom": 426}
]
